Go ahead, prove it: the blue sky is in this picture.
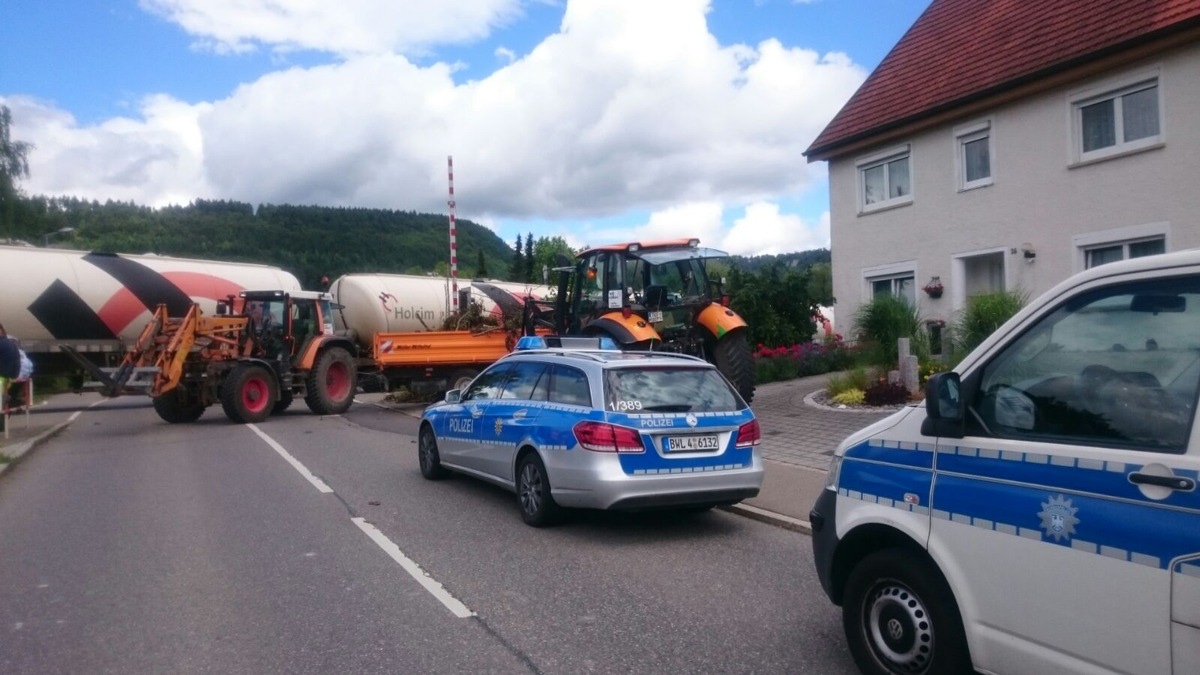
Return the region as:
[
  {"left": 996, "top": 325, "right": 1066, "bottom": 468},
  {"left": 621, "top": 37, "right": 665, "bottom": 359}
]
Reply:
[{"left": 0, "top": 0, "right": 929, "bottom": 255}]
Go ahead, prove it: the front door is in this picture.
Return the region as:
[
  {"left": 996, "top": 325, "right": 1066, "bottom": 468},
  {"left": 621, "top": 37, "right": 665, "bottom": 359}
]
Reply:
[
  {"left": 446, "top": 363, "right": 510, "bottom": 471},
  {"left": 475, "top": 362, "right": 546, "bottom": 483},
  {"left": 932, "top": 274, "right": 1200, "bottom": 674}
]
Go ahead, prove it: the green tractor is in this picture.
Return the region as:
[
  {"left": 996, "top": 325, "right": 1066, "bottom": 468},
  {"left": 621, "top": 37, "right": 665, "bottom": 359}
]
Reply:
[{"left": 531, "top": 238, "right": 756, "bottom": 403}]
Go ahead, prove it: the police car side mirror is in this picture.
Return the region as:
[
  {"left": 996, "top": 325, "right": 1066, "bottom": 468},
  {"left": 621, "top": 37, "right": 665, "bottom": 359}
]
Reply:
[
  {"left": 921, "top": 371, "right": 964, "bottom": 438},
  {"left": 445, "top": 389, "right": 462, "bottom": 404}
]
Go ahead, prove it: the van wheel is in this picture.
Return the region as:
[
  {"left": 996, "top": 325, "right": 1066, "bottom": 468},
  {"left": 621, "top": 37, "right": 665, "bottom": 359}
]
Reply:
[
  {"left": 221, "top": 364, "right": 278, "bottom": 424},
  {"left": 516, "top": 453, "right": 562, "bottom": 527},
  {"left": 305, "top": 346, "right": 356, "bottom": 415},
  {"left": 842, "top": 549, "right": 971, "bottom": 675}
]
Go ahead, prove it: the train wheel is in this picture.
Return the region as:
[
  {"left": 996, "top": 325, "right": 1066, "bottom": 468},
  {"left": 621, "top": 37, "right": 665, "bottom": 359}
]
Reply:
[
  {"left": 305, "top": 346, "right": 356, "bottom": 415},
  {"left": 220, "top": 363, "right": 278, "bottom": 424}
]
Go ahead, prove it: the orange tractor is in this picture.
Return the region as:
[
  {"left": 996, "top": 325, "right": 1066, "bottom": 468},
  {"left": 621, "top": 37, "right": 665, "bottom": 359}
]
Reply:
[
  {"left": 73, "top": 290, "right": 358, "bottom": 424},
  {"left": 529, "top": 238, "right": 756, "bottom": 402}
]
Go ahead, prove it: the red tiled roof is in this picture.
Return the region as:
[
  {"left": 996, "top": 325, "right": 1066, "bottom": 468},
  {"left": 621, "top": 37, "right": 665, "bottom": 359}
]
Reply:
[{"left": 806, "top": 0, "right": 1200, "bottom": 160}]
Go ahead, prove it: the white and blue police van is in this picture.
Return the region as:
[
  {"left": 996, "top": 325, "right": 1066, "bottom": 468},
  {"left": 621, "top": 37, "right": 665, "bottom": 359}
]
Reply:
[{"left": 811, "top": 249, "right": 1200, "bottom": 674}]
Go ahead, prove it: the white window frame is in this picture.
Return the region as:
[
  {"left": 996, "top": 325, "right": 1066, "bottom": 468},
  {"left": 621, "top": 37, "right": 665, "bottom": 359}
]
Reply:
[
  {"left": 954, "top": 119, "right": 993, "bottom": 191},
  {"left": 1069, "top": 69, "right": 1164, "bottom": 166},
  {"left": 1072, "top": 221, "right": 1170, "bottom": 272},
  {"left": 856, "top": 144, "right": 913, "bottom": 214},
  {"left": 863, "top": 260, "right": 917, "bottom": 305}
]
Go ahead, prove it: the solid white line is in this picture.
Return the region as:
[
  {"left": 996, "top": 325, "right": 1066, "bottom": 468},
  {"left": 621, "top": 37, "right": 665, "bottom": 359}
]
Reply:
[
  {"left": 247, "top": 424, "right": 333, "bottom": 493},
  {"left": 351, "top": 517, "right": 474, "bottom": 618}
]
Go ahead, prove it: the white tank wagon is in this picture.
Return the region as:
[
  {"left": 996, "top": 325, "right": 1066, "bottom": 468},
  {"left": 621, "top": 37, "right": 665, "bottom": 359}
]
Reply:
[
  {"left": 0, "top": 245, "right": 301, "bottom": 358},
  {"left": 328, "top": 273, "right": 552, "bottom": 344}
]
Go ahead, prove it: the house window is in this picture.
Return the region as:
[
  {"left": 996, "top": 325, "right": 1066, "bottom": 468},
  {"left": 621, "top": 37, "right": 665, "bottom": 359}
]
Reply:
[
  {"left": 956, "top": 122, "right": 992, "bottom": 190},
  {"left": 857, "top": 145, "right": 912, "bottom": 212},
  {"left": 1073, "top": 77, "right": 1161, "bottom": 162},
  {"left": 870, "top": 274, "right": 915, "bottom": 305},
  {"left": 1085, "top": 237, "right": 1165, "bottom": 268}
]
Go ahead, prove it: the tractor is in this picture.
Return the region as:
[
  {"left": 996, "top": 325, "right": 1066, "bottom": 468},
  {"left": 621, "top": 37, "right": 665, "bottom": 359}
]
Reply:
[
  {"left": 529, "top": 238, "right": 756, "bottom": 402},
  {"left": 71, "top": 290, "right": 358, "bottom": 424}
]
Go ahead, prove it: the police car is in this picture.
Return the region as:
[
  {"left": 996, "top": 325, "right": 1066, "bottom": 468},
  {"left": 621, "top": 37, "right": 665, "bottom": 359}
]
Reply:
[
  {"left": 811, "top": 250, "right": 1200, "bottom": 674},
  {"left": 418, "top": 337, "right": 763, "bottom": 526}
]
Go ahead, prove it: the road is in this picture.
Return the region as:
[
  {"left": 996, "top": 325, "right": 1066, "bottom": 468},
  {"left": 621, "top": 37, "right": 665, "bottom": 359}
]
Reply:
[{"left": 0, "top": 397, "right": 856, "bottom": 674}]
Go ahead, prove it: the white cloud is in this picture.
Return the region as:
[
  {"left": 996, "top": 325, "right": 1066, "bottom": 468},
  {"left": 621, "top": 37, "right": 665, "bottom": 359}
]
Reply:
[
  {"left": 494, "top": 46, "right": 517, "bottom": 63},
  {"left": 139, "top": 0, "right": 524, "bottom": 56},
  {"left": 720, "top": 202, "right": 828, "bottom": 255},
  {"left": 11, "top": 0, "right": 865, "bottom": 255}
]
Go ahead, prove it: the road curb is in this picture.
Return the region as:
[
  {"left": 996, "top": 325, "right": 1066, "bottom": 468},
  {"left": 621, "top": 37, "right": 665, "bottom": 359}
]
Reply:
[
  {"left": 721, "top": 502, "right": 812, "bottom": 535},
  {"left": 0, "top": 421, "right": 72, "bottom": 479}
]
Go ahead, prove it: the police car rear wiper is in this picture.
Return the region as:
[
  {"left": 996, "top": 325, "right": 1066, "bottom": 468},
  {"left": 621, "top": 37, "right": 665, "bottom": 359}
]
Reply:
[{"left": 643, "top": 404, "right": 692, "bottom": 412}]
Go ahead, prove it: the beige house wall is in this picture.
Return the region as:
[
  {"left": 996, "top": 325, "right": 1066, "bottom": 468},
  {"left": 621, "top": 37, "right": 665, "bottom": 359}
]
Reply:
[{"left": 827, "top": 41, "right": 1200, "bottom": 338}]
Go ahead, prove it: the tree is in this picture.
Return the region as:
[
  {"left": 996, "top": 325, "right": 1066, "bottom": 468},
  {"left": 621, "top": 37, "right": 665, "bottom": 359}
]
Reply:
[
  {"left": 475, "top": 249, "right": 488, "bottom": 278},
  {"left": 509, "top": 234, "right": 524, "bottom": 281},
  {"left": 531, "top": 236, "right": 575, "bottom": 285},
  {"left": 0, "top": 105, "right": 33, "bottom": 229},
  {"left": 524, "top": 233, "right": 534, "bottom": 283}
]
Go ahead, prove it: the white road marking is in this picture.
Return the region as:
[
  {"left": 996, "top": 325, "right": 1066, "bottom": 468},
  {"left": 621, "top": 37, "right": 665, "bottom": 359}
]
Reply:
[
  {"left": 246, "top": 424, "right": 333, "bottom": 493},
  {"left": 352, "top": 517, "right": 474, "bottom": 618},
  {"left": 68, "top": 398, "right": 109, "bottom": 422}
]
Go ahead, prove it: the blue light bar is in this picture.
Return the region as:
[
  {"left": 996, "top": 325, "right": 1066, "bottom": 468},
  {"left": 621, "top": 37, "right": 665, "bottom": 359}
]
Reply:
[{"left": 513, "top": 335, "right": 620, "bottom": 351}]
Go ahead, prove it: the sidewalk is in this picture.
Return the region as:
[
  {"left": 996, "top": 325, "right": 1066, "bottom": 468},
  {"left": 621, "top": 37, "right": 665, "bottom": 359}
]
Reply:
[
  {"left": 1, "top": 380, "right": 899, "bottom": 533},
  {"left": 726, "top": 374, "right": 895, "bottom": 531}
]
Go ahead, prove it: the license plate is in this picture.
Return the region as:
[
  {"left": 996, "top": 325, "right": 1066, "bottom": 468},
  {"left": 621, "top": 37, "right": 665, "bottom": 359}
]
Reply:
[
  {"left": 648, "top": 310, "right": 664, "bottom": 323},
  {"left": 664, "top": 435, "right": 719, "bottom": 452}
]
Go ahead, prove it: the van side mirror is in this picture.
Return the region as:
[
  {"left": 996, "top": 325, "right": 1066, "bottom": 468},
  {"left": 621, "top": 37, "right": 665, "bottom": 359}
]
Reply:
[{"left": 922, "top": 372, "right": 964, "bottom": 438}]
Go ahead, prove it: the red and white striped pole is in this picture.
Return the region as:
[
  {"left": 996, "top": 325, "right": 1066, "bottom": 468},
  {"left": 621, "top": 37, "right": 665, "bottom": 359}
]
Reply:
[{"left": 447, "top": 155, "right": 458, "bottom": 314}]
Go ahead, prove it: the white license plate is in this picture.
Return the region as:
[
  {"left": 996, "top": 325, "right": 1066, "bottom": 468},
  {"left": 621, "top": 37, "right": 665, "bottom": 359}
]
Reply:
[
  {"left": 648, "top": 310, "right": 664, "bottom": 323},
  {"left": 665, "top": 435, "right": 719, "bottom": 452}
]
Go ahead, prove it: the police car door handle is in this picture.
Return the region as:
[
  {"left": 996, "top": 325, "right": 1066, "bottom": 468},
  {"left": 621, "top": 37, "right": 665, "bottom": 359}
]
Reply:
[{"left": 1129, "top": 472, "right": 1195, "bottom": 491}]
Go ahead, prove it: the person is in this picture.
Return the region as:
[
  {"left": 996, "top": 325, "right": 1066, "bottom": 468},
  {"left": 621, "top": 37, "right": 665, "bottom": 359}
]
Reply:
[{"left": 0, "top": 323, "right": 20, "bottom": 427}]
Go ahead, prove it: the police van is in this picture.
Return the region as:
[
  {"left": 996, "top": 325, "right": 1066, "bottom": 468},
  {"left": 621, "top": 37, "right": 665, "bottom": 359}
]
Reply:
[{"left": 810, "top": 250, "right": 1200, "bottom": 674}]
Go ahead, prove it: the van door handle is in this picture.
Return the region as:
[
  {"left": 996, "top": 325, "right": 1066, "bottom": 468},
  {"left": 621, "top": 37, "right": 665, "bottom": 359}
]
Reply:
[{"left": 1129, "top": 472, "right": 1195, "bottom": 491}]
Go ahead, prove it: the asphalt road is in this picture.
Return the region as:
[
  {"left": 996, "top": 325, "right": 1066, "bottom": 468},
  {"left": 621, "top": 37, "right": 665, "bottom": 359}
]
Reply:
[{"left": 0, "top": 397, "right": 857, "bottom": 674}]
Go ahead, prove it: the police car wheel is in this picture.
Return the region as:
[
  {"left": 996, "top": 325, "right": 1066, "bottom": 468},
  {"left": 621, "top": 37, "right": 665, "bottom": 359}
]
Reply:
[
  {"left": 843, "top": 549, "right": 971, "bottom": 675},
  {"left": 418, "top": 425, "right": 450, "bottom": 480},
  {"left": 517, "top": 453, "right": 562, "bottom": 527}
]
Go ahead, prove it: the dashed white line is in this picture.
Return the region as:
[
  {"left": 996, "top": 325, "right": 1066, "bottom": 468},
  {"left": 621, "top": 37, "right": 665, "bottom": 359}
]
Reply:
[
  {"left": 246, "top": 423, "right": 333, "bottom": 493},
  {"left": 68, "top": 398, "right": 109, "bottom": 422},
  {"left": 352, "top": 517, "right": 475, "bottom": 618}
]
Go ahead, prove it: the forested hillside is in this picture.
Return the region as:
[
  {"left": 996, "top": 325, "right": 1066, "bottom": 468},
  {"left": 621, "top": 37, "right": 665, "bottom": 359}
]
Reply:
[{"left": 1, "top": 196, "right": 515, "bottom": 288}]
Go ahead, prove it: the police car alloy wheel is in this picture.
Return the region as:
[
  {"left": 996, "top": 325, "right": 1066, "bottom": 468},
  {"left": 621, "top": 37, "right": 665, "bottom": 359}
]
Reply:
[
  {"left": 517, "top": 454, "right": 562, "bottom": 527},
  {"left": 418, "top": 425, "right": 450, "bottom": 480},
  {"left": 842, "top": 549, "right": 971, "bottom": 675}
]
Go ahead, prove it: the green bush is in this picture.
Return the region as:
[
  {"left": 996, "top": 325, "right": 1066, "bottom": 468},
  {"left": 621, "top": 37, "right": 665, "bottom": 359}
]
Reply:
[
  {"left": 827, "top": 366, "right": 871, "bottom": 396},
  {"left": 950, "top": 290, "right": 1027, "bottom": 360},
  {"left": 853, "top": 294, "right": 926, "bottom": 367},
  {"left": 832, "top": 389, "right": 865, "bottom": 406}
]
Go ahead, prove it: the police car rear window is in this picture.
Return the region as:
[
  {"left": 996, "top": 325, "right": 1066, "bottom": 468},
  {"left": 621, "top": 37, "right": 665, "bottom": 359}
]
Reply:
[{"left": 603, "top": 367, "right": 744, "bottom": 413}]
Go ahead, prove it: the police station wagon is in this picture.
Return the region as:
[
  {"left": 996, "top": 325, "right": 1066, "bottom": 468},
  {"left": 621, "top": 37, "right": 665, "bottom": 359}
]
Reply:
[
  {"left": 811, "top": 250, "right": 1200, "bottom": 674},
  {"left": 418, "top": 338, "right": 764, "bottom": 526}
]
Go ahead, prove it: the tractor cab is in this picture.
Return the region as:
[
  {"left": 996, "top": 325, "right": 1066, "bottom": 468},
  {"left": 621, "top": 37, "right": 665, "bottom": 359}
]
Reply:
[{"left": 232, "top": 290, "right": 335, "bottom": 360}]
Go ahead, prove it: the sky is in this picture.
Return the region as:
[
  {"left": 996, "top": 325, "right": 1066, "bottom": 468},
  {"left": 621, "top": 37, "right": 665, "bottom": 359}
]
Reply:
[{"left": 0, "top": 0, "right": 930, "bottom": 256}]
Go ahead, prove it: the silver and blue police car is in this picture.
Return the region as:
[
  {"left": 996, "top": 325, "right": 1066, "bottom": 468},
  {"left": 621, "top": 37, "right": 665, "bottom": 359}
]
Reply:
[{"left": 418, "top": 337, "right": 764, "bottom": 526}]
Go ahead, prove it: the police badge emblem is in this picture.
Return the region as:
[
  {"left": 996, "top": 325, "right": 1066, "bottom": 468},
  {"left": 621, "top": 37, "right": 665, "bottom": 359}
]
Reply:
[
  {"left": 494, "top": 418, "right": 503, "bottom": 436},
  {"left": 1037, "top": 494, "right": 1079, "bottom": 542},
  {"left": 685, "top": 414, "right": 698, "bottom": 428}
]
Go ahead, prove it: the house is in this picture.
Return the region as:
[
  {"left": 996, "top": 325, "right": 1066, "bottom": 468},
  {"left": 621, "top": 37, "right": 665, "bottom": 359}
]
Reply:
[{"left": 805, "top": 0, "right": 1200, "bottom": 345}]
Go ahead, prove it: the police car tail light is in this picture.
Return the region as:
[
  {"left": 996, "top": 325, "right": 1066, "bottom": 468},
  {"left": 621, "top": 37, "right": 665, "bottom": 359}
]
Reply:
[
  {"left": 735, "top": 419, "right": 761, "bottom": 447},
  {"left": 573, "top": 421, "right": 645, "bottom": 453}
]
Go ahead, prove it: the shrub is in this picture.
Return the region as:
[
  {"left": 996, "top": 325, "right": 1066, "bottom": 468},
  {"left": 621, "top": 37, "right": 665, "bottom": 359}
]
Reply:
[
  {"left": 950, "top": 290, "right": 1028, "bottom": 359},
  {"left": 832, "top": 389, "right": 865, "bottom": 406},
  {"left": 752, "top": 335, "right": 855, "bottom": 385},
  {"left": 827, "top": 366, "right": 871, "bottom": 396},
  {"left": 864, "top": 380, "right": 912, "bottom": 406},
  {"left": 853, "top": 294, "right": 925, "bottom": 367}
]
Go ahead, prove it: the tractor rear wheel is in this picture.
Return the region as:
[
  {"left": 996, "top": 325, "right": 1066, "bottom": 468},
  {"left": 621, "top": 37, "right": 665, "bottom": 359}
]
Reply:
[
  {"left": 714, "top": 331, "right": 755, "bottom": 403},
  {"left": 220, "top": 363, "right": 278, "bottom": 424},
  {"left": 153, "top": 388, "right": 206, "bottom": 424},
  {"left": 305, "top": 346, "right": 356, "bottom": 415}
]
